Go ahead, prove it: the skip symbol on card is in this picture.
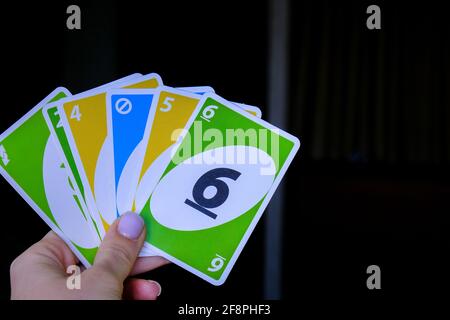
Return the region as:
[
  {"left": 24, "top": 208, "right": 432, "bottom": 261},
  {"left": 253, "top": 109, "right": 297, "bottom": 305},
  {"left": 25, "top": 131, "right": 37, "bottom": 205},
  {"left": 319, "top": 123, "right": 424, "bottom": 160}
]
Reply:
[
  {"left": 115, "top": 98, "right": 133, "bottom": 115},
  {"left": 0, "top": 145, "right": 9, "bottom": 166}
]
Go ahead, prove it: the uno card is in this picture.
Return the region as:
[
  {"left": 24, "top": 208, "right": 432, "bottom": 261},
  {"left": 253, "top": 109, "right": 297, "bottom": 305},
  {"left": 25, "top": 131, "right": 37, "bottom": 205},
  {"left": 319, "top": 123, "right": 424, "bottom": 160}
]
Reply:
[
  {"left": 56, "top": 73, "right": 162, "bottom": 235},
  {"left": 139, "top": 92, "right": 300, "bottom": 285},
  {"left": 0, "top": 88, "right": 101, "bottom": 267},
  {"left": 106, "top": 89, "right": 159, "bottom": 219},
  {"left": 43, "top": 74, "right": 143, "bottom": 237},
  {"left": 107, "top": 89, "right": 160, "bottom": 257}
]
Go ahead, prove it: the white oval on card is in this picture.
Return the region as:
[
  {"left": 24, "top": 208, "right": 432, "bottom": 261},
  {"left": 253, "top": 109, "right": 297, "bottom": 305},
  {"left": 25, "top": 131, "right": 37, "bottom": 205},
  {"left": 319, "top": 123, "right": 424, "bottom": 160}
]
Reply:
[{"left": 150, "top": 145, "right": 275, "bottom": 231}]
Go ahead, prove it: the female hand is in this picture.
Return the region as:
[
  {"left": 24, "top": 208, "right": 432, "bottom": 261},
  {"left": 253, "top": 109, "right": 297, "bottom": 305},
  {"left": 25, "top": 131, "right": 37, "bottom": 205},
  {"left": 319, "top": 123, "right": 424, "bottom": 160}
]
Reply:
[{"left": 10, "top": 212, "right": 169, "bottom": 300}]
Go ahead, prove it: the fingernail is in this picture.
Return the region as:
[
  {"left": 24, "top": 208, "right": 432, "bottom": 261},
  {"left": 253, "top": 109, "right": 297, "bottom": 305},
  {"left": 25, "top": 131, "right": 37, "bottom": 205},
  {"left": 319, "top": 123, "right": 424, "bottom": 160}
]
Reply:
[
  {"left": 148, "top": 280, "right": 162, "bottom": 297},
  {"left": 118, "top": 212, "right": 144, "bottom": 240}
]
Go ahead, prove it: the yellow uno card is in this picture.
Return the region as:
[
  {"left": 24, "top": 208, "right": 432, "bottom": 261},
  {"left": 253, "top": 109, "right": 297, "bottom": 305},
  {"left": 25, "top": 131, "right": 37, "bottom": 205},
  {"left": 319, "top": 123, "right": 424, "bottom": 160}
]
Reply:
[{"left": 134, "top": 87, "right": 202, "bottom": 213}]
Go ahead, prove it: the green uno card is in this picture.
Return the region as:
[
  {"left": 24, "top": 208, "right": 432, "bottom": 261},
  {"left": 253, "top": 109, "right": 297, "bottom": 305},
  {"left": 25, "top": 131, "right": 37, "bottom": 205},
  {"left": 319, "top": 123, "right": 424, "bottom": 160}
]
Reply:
[
  {"left": 140, "top": 92, "right": 300, "bottom": 285},
  {"left": 0, "top": 88, "right": 101, "bottom": 266}
]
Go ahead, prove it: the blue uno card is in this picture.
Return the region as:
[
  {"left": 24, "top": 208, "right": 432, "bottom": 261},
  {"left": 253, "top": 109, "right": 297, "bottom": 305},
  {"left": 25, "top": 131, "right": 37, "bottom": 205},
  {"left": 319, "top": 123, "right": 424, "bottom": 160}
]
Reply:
[{"left": 106, "top": 89, "right": 159, "bottom": 218}]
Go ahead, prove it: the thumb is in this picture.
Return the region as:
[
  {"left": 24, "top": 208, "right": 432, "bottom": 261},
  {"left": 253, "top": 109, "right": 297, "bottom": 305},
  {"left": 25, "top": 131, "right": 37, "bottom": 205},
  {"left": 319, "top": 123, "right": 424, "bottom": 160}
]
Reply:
[{"left": 90, "top": 212, "right": 146, "bottom": 284}]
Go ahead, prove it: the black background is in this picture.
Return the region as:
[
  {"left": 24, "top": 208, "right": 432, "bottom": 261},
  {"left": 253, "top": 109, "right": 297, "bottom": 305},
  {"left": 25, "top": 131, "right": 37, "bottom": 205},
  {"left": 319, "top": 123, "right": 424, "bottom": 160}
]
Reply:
[{"left": 0, "top": 0, "right": 449, "bottom": 303}]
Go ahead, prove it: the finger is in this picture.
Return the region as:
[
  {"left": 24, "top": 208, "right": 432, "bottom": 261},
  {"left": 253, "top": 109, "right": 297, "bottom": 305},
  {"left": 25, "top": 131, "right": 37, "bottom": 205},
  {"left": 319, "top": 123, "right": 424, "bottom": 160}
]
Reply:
[
  {"left": 131, "top": 256, "right": 170, "bottom": 276},
  {"left": 40, "top": 231, "right": 80, "bottom": 268},
  {"left": 88, "top": 212, "right": 145, "bottom": 284},
  {"left": 123, "top": 278, "right": 161, "bottom": 300}
]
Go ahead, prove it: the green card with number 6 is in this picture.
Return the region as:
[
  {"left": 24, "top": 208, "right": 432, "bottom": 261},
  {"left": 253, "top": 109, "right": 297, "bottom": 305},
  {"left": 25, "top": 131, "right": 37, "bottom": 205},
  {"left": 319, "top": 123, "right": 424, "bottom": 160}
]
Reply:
[{"left": 140, "top": 93, "right": 300, "bottom": 285}]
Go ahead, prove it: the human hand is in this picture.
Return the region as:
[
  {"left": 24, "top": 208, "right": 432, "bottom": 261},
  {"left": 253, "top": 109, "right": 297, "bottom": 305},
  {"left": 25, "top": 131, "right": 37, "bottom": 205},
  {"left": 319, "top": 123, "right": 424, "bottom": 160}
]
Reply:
[{"left": 10, "top": 212, "right": 169, "bottom": 300}]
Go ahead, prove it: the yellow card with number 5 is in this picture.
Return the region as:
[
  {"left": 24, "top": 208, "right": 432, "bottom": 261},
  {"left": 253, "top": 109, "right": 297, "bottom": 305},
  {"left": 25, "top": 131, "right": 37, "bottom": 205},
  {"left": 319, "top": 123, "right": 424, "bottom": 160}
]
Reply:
[{"left": 134, "top": 87, "right": 202, "bottom": 213}]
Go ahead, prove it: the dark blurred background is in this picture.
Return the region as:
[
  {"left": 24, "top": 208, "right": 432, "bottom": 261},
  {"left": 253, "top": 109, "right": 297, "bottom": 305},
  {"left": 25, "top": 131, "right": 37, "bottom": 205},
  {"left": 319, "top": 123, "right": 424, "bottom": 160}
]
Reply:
[{"left": 0, "top": 0, "right": 449, "bottom": 301}]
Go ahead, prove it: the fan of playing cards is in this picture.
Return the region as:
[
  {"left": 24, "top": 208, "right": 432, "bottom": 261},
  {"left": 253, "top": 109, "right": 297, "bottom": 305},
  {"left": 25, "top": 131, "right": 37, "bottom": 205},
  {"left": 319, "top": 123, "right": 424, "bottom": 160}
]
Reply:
[{"left": 0, "top": 73, "right": 300, "bottom": 285}]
